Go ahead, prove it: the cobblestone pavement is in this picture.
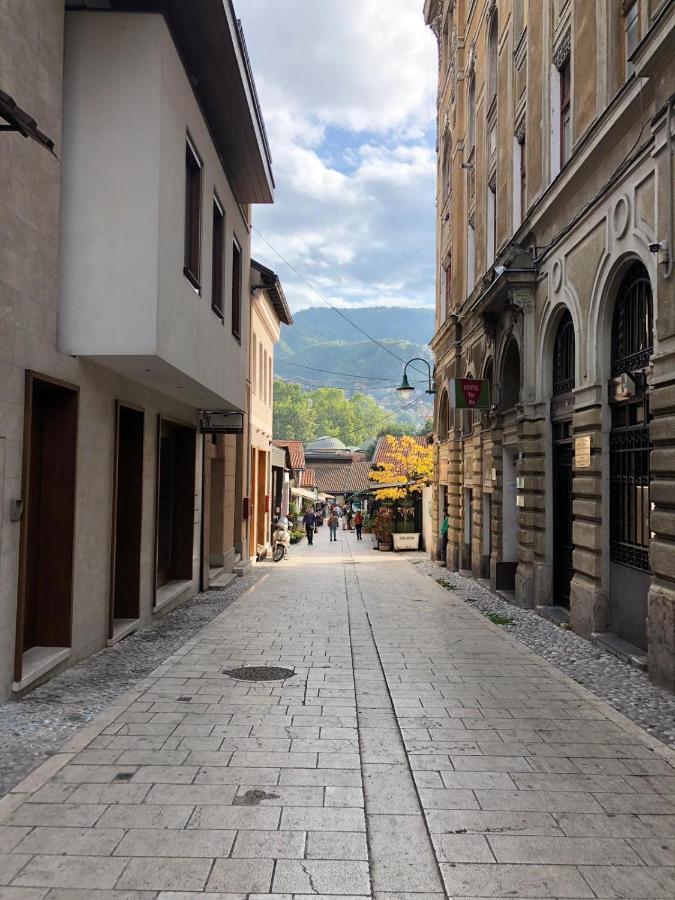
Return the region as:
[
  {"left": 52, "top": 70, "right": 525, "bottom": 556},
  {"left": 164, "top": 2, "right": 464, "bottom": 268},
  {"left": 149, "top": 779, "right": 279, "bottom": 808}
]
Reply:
[
  {"left": 0, "top": 568, "right": 268, "bottom": 795},
  {"left": 411, "top": 555, "right": 675, "bottom": 750},
  {"left": 1, "top": 527, "right": 674, "bottom": 898}
]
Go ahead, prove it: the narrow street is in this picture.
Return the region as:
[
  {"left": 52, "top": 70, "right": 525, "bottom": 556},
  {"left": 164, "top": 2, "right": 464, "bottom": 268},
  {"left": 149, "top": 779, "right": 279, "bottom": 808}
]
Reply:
[{"left": 1, "top": 526, "right": 674, "bottom": 898}]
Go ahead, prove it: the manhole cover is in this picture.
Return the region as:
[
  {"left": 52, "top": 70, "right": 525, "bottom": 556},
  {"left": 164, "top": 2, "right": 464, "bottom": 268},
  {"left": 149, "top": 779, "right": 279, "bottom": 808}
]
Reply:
[{"left": 223, "top": 666, "right": 296, "bottom": 682}]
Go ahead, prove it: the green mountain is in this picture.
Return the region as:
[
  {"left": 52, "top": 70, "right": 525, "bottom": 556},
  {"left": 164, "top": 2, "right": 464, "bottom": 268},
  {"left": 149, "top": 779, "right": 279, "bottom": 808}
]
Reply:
[{"left": 278, "top": 307, "right": 435, "bottom": 410}]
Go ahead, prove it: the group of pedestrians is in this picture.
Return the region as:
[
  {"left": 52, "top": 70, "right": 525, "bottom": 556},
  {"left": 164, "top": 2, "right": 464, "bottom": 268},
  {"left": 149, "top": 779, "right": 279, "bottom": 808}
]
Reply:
[{"left": 302, "top": 504, "right": 364, "bottom": 545}]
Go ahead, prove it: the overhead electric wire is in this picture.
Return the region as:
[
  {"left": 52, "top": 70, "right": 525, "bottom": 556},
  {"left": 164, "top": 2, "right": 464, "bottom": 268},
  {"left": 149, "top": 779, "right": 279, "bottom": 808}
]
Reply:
[
  {"left": 278, "top": 375, "right": 428, "bottom": 392},
  {"left": 280, "top": 361, "right": 401, "bottom": 381},
  {"left": 339, "top": 393, "right": 432, "bottom": 442},
  {"left": 253, "top": 226, "right": 429, "bottom": 378}
]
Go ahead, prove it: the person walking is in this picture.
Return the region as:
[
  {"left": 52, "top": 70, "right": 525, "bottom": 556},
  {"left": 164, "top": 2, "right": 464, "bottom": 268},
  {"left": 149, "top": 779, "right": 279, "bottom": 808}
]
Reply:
[
  {"left": 328, "top": 510, "right": 339, "bottom": 542},
  {"left": 440, "top": 510, "right": 449, "bottom": 563},
  {"left": 354, "top": 510, "right": 363, "bottom": 541},
  {"left": 302, "top": 508, "right": 317, "bottom": 546}
]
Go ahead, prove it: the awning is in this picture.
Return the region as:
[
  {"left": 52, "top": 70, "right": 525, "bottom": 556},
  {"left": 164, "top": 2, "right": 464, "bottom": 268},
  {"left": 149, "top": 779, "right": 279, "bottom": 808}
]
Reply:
[
  {"left": 291, "top": 487, "right": 318, "bottom": 502},
  {"left": 0, "top": 89, "right": 56, "bottom": 155}
]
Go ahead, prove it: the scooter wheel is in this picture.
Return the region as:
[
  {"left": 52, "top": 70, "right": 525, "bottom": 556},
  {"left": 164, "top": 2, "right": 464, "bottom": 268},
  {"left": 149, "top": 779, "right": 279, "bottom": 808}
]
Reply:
[{"left": 272, "top": 546, "right": 285, "bottom": 562}]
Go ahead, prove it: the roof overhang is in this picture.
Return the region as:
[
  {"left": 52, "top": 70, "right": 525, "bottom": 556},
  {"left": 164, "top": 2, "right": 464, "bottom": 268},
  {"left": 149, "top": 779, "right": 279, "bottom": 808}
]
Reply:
[
  {"left": 67, "top": 0, "right": 273, "bottom": 203},
  {"left": 0, "top": 89, "right": 56, "bottom": 154},
  {"left": 251, "top": 259, "right": 293, "bottom": 326}
]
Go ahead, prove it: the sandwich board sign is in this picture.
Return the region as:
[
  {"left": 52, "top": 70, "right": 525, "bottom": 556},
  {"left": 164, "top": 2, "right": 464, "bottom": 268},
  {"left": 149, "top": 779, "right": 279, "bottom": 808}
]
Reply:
[{"left": 449, "top": 378, "right": 491, "bottom": 410}]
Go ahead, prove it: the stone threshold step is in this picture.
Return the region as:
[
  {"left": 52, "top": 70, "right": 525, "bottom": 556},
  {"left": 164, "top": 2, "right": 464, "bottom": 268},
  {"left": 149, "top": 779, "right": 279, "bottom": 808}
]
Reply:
[
  {"left": 206, "top": 570, "right": 237, "bottom": 591},
  {"left": 592, "top": 631, "right": 647, "bottom": 670},
  {"left": 536, "top": 605, "right": 571, "bottom": 627}
]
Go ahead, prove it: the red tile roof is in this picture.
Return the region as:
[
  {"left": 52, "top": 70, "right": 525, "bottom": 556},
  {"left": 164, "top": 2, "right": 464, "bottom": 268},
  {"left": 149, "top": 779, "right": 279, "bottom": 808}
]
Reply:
[
  {"left": 298, "top": 468, "right": 316, "bottom": 489},
  {"left": 372, "top": 434, "right": 433, "bottom": 470},
  {"left": 314, "top": 461, "right": 374, "bottom": 496},
  {"left": 272, "top": 440, "right": 305, "bottom": 471}
]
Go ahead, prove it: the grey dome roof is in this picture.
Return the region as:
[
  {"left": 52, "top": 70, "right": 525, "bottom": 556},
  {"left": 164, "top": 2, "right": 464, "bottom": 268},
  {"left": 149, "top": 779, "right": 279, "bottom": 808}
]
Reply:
[{"left": 305, "top": 436, "right": 348, "bottom": 451}]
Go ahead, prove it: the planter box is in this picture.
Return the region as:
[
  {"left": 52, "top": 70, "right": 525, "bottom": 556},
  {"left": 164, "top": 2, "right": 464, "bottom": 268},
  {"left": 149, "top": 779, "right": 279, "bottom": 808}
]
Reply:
[{"left": 393, "top": 532, "right": 420, "bottom": 551}]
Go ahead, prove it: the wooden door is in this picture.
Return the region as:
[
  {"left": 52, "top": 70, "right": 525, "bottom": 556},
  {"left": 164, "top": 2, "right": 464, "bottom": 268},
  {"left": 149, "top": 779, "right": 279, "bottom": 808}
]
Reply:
[{"left": 15, "top": 373, "right": 79, "bottom": 679}]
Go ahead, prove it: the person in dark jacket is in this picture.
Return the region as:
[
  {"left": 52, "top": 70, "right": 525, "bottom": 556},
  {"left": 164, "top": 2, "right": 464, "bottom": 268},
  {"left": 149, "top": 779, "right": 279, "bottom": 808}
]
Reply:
[{"left": 302, "top": 509, "right": 317, "bottom": 545}]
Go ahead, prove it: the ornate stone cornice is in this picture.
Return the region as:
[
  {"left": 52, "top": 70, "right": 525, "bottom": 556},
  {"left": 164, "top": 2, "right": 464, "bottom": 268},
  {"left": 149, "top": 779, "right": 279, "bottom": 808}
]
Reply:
[
  {"left": 553, "top": 30, "right": 571, "bottom": 69},
  {"left": 514, "top": 117, "right": 526, "bottom": 144}
]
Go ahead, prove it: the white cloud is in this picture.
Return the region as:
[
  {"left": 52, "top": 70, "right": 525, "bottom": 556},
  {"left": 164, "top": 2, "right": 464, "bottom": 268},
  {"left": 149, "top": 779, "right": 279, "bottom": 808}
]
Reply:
[{"left": 238, "top": 0, "right": 437, "bottom": 313}]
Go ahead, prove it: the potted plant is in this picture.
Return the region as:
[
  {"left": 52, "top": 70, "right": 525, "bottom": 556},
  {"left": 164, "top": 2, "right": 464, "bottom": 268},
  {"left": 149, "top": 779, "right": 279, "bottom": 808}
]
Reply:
[{"left": 373, "top": 505, "right": 395, "bottom": 551}]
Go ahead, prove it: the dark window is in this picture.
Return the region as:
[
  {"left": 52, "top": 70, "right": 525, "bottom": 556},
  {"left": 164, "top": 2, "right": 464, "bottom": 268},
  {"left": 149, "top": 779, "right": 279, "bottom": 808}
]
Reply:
[
  {"left": 560, "top": 58, "right": 571, "bottom": 166},
  {"left": 501, "top": 338, "right": 521, "bottom": 410},
  {"left": 231, "top": 237, "right": 242, "bottom": 340},
  {"left": 611, "top": 262, "right": 653, "bottom": 376},
  {"left": 211, "top": 199, "right": 225, "bottom": 319},
  {"left": 467, "top": 76, "right": 476, "bottom": 152},
  {"left": 552, "top": 310, "right": 575, "bottom": 395},
  {"left": 481, "top": 359, "right": 494, "bottom": 428},
  {"left": 438, "top": 390, "right": 450, "bottom": 441},
  {"left": 610, "top": 401, "right": 651, "bottom": 570},
  {"left": 184, "top": 139, "right": 202, "bottom": 290},
  {"left": 487, "top": 12, "right": 498, "bottom": 104},
  {"left": 624, "top": 2, "right": 639, "bottom": 76}
]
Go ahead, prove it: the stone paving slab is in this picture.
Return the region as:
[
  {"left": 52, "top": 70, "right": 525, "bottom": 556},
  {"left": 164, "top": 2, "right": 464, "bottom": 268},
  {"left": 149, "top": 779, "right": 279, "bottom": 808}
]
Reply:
[{"left": 1, "top": 527, "right": 675, "bottom": 897}]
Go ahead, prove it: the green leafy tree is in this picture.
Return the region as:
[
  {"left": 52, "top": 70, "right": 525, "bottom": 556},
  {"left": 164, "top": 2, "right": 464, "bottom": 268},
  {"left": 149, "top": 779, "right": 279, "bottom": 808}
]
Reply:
[{"left": 273, "top": 381, "right": 318, "bottom": 441}]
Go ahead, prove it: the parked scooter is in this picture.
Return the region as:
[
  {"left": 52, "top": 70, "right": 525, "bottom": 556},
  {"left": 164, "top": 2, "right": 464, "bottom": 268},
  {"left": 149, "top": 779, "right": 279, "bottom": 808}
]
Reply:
[{"left": 272, "top": 518, "right": 290, "bottom": 562}]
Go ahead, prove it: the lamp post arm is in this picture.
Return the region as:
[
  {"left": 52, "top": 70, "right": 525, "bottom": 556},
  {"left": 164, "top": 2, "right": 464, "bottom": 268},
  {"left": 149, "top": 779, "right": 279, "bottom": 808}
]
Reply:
[{"left": 402, "top": 358, "right": 435, "bottom": 394}]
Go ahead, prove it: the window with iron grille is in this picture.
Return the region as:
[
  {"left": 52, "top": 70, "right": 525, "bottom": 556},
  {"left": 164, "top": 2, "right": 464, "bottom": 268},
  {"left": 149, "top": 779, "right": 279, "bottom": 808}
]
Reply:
[
  {"left": 552, "top": 310, "right": 575, "bottom": 396},
  {"left": 609, "top": 264, "right": 653, "bottom": 571},
  {"left": 611, "top": 262, "right": 653, "bottom": 376}
]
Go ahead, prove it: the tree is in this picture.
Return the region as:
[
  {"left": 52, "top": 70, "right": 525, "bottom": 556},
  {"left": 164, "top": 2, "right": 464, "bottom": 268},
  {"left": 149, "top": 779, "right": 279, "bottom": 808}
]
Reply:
[
  {"left": 370, "top": 436, "right": 434, "bottom": 501},
  {"left": 273, "top": 381, "right": 318, "bottom": 440}
]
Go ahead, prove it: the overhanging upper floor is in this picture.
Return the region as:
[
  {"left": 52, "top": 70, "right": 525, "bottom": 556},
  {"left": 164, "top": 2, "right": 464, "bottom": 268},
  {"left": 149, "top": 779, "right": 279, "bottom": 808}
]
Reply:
[{"left": 65, "top": 0, "right": 274, "bottom": 203}]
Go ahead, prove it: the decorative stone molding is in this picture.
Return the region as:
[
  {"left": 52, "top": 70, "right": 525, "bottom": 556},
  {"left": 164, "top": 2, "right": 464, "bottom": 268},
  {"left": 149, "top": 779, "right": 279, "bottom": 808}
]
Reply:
[
  {"left": 612, "top": 194, "right": 631, "bottom": 239},
  {"left": 551, "top": 258, "right": 563, "bottom": 293},
  {"left": 553, "top": 30, "right": 571, "bottom": 69},
  {"left": 488, "top": 171, "right": 497, "bottom": 192}
]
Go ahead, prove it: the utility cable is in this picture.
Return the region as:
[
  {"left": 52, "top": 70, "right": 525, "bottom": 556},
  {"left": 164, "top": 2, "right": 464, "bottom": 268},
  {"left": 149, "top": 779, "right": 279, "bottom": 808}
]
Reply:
[{"left": 253, "top": 226, "right": 430, "bottom": 378}]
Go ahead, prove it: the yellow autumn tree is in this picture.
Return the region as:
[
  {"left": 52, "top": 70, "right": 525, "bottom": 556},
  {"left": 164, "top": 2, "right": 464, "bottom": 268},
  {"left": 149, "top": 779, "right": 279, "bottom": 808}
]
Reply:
[{"left": 371, "top": 436, "right": 433, "bottom": 500}]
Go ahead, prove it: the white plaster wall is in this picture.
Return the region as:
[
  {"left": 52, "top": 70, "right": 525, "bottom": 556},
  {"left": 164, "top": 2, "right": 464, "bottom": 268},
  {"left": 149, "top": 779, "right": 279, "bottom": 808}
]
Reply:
[
  {"left": 59, "top": 13, "right": 161, "bottom": 357},
  {"left": 58, "top": 12, "right": 251, "bottom": 410},
  {"left": 157, "top": 19, "right": 250, "bottom": 412}
]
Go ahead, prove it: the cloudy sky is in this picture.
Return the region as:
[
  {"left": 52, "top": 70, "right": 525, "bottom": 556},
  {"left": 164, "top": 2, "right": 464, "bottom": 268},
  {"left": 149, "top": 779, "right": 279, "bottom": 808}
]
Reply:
[{"left": 237, "top": 0, "right": 437, "bottom": 313}]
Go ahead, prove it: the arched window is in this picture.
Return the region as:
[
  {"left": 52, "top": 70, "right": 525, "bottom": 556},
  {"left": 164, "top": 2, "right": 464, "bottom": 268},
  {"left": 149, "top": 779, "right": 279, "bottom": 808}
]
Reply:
[
  {"left": 438, "top": 390, "right": 450, "bottom": 441},
  {"left": 487, "top": 11, "right": 498, "bottom": 105},
  {"left": 611, "top": 262, "right": 653, "bottom": 376},
  {"left": 552, "top": 310, "right": 575, "bottom": 396},
  {"left": 501, "top": 338, "right": 521, "bottom": 409}
]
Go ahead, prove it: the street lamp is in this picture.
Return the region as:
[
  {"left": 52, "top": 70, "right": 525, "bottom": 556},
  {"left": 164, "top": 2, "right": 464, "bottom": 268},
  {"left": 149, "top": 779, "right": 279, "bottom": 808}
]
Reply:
[{"left": 397, "top": 358, "right": 435, "bottom": 394}]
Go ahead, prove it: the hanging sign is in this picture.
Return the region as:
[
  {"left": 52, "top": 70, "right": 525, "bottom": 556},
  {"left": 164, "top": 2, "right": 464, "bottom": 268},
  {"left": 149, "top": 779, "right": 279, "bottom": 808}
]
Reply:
[
  {"left": 200, "top": 410, "right": 244, "bottom": 434},
  {"left": 449, "top": 378, "right": 491, "bottom": 410}
]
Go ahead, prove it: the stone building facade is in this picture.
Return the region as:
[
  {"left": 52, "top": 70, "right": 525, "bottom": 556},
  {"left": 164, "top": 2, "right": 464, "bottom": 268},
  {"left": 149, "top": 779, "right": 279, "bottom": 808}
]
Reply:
[
  {"left": 424, "top": 0, "right": 675, "bottom": 687},
  {"left": 0, "top": 0, "right": 273, "bottom": 699}
]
